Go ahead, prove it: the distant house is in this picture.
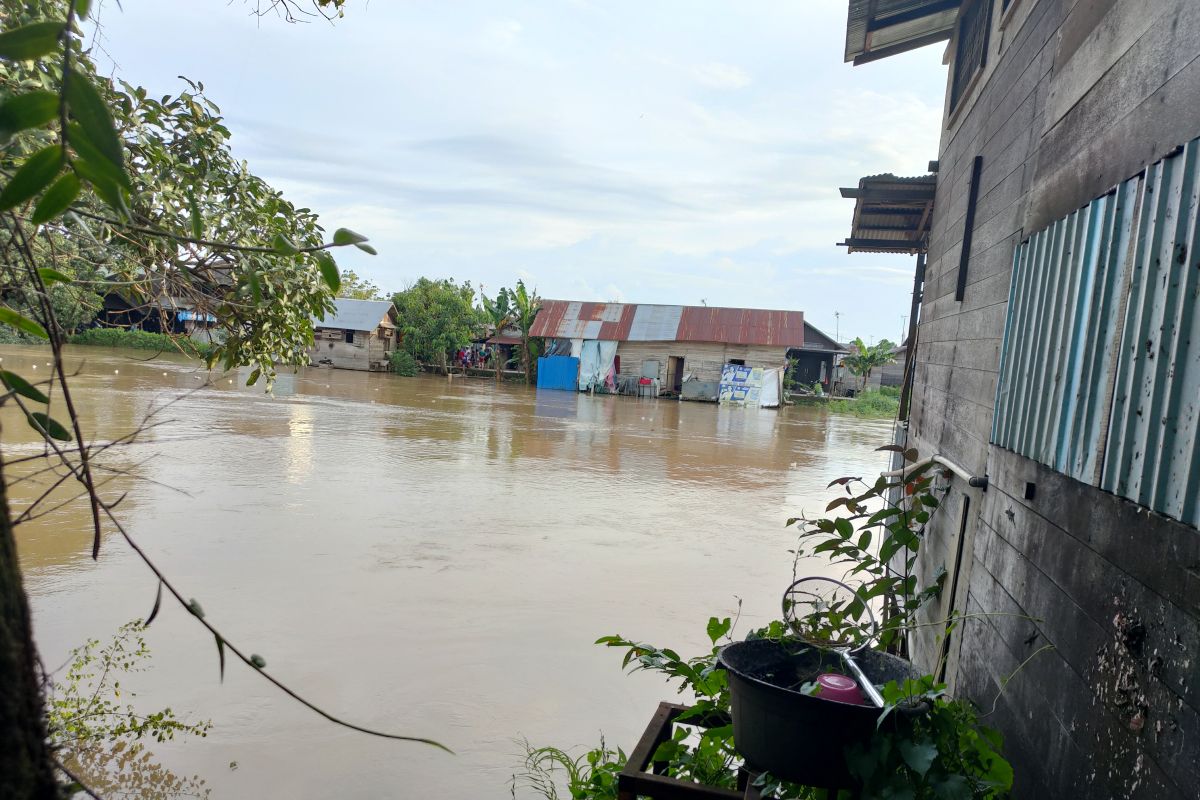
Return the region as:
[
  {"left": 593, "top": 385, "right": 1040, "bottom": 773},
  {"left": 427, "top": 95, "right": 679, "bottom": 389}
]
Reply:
[
  {"left": 787, "top": 323, "right": 844, "bottom": 390},
  {"left": 308, "top": 298, "right": 398, "bottom": 371},
  {"left": 879, "top": 339, "right": 907, "bottom": 388},
  {"left": 98, "top": 272, "right": 223, "bottom": 344},
  {"left": 530, "top": 300, "right": 820, "bottom": 403}
]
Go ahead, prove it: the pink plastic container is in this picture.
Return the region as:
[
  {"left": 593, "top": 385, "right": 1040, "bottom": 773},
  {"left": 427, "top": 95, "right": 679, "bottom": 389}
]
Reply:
[{"left": 815, "top": 673, "right": 868, "bottom": 705}]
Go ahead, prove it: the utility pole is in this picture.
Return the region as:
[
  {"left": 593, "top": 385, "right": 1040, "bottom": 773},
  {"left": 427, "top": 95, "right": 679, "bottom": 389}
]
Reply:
[
  {"left": 834, "top": 311, "right": 841, "bottom": 344},
  {"left": 901, "top": 314, "right": 907, "bottom": 343}
]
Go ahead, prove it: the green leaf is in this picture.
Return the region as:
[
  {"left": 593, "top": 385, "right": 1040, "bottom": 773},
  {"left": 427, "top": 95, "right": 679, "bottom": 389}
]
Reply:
[
  {"left": 65, "top": 68, "right": 126, "bottom": 179},
  {"left": 215, "top": 634, "right": 226, "bottom": 682},
  {"left": 0, "top": 145, "right": 62, "bottom": 211},
  {"left": 245, "top": 367, "right": 261, "bottom": 387},
  {"left": 0, "top": 21, "right": 66, "bottom": 61},
  {"left": 68, "top": 122, "right": 131, "bottom": 189},
  {"left": 187, "top": 187, "right": 203, "bottom": 239},
  {"left": 898, "top": 738, "right": 937, "bottom": 777},
  {"left": 271, "top": 233, "right": 299, "bottom": 255},
  {"left": 0, "top": 91, "right": 59, "bottom": 140},
  {"left": 354, "top": 242, "right": 378, "bottom": 255},
  {"left": 857, "top": 529, "right": 872, "bottom": 551},
  {"left": 0, "top": 369, "right": 48, "bottom": 403},
  {"left": 37, "top": 267, "right": 71, "bottom": 285},
  {"left": 27, "top": 411, "right": 71, "bottom": 441},
  {"left": 73, "top": 158, "right": 129, "bottom": 218},
  {"left": 316, "top": 252, "right": 340, "bottom": 293},
  {"left": 332, "top": 227, "right": 367, "bottom": 246},
  {"left": 706, "top": 616, "right": 732, "bottom": 644},
  {"left": 76, "top": 0, "right": 93, "bottom": 20},
  {"left": 0, "top": 306, "right": 48, "bottom": 339},
  {"left": 250, "top": 654, "right": 266, "bottom": 669},
  {"left": 187, "top": 598, "right": 205, "bottom": 619},
  {"left": 31, "top": 172, "right": 80, "bottom": 223},
  {"left": 834, "top": 517, "right": 853, "bottom": 539}
]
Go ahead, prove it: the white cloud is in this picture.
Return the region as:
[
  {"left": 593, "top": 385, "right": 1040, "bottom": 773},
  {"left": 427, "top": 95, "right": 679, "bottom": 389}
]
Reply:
[{"left": 690, "top": 61, "right": 752, "bottom": 90}]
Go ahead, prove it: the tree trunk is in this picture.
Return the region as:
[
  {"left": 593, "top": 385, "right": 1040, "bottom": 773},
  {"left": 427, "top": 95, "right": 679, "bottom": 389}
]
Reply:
[
  {"left": 0, "top": 474, "right": 59, "bottom": 799},
  {"left": 522, "top": 335, "right": 531, "bottom": 386}
]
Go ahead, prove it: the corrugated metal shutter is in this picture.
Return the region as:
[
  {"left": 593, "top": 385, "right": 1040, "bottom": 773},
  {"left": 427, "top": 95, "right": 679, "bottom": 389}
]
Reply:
[
  {"left": 993, "top": 137, "right": 1200, "bottom": 529},
  {"left": 992, "top": 177, "right": 1138, "bottom": 483},
  {"left": 1102, "top": 140, "right": 1200, "bottom": 528}
]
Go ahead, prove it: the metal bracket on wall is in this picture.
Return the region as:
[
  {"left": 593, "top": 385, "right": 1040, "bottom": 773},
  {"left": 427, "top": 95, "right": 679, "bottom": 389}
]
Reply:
[{"left": 882, "top": 454, "right": 989, "bottom": 491}]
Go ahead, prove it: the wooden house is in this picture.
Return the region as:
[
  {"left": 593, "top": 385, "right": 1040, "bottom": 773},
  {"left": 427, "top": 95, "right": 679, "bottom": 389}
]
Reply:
[
  {"left": 530, "top": 300, "right": 819, "bottom": 401},
  {"left": 308, "top": 298, "right": 398, "bottom": 371}
]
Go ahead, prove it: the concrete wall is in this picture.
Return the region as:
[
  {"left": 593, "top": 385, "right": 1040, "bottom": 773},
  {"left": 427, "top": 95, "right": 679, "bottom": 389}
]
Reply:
[
  {"left": 308, "top": 327, "right": 394, "bottom": 371},
  {"left": 904, "top": 1, "right": 1200, "bottom": 796}
]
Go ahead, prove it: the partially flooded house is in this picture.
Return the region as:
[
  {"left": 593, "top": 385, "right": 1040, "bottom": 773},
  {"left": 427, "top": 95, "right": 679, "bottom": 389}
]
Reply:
[
  {"left": 308, "top": 298, "right": 398, "bottom": 371},
  {"left": 839, "top": 1, "right": 1200, "bottom": 796},
  {"left": 530, "top": 300, "right": 824, "bottom": 402}
]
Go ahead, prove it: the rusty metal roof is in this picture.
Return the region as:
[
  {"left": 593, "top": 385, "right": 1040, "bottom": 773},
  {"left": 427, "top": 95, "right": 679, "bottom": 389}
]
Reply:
[{"left": 530, "top": 300, "right": 805, "bottom": 347}]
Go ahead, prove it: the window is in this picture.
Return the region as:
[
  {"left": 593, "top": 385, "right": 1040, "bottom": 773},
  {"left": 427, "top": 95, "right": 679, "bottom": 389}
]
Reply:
[
  {"left": 729, "top": 359, "right": 746, "bottom": 366},
  {"left": 344, "top": 330, "right": 355, "bottom": 344},
  {"left": 993, "top": 136, "right": 1200, "bottom": 529},
  {"left": 950, "top": 0, "right": 993, "bottom": 112}
]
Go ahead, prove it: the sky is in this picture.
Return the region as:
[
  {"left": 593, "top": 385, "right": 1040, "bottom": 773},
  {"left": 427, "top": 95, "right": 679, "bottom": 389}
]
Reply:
[{"left": 89, "top": 0, "right": 948, "bottom": 345}]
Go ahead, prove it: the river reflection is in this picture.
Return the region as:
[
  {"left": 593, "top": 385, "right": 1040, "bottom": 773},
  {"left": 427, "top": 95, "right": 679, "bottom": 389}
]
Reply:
[{"left": 6, "top": 344, "right": 894, "bottom": 798}]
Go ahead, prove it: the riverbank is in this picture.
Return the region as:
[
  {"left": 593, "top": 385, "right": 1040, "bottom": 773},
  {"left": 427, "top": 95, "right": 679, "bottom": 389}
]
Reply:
[{"left": 791, "top": 387, "right": 900, "bottom": 419}]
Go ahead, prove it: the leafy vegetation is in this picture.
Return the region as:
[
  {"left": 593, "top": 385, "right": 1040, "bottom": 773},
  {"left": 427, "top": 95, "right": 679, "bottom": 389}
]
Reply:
[
  {"left": 523, "top": 450, "right": 1013, "bottom": 799},
  {"left": 0, "top": 3, "right": 443, "bottom": 793},
  {"left": 507, "top": 279, "right": 541, "bottom": 385},
  {"left": 68, "top": 327, "right": 214, "bottom": 357},
  {"left": 841, "top": 337, "right": 897, "bottom": 390},
  {"left": 389, "top": 349, "right": 418, "bottom": 377},
  {"left": 337, "top": 269, "right": 384, "bottom": 300},
  {"left": 47, "top": 621, "right": 213, "bottom": 798},
  {"left": 511, "top": 738, "right": 627, "bottom": 800},
  {"left": 828, "top": 388, "right": 901, "bottom": 419},
  {"left": 391, "top": 277, "right": 481, "bottom": 367}
]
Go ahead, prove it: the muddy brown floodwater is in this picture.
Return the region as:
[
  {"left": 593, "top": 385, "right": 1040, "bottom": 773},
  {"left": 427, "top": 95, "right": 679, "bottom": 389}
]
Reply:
[{"left": 5, "top": 344, "right": 895, "bottom": 798}]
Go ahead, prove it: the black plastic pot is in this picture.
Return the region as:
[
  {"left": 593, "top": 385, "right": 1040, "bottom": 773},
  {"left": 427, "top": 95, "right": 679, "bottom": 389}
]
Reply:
[{"left": 717, "top": 639, "right": 918, "bottom": 787}]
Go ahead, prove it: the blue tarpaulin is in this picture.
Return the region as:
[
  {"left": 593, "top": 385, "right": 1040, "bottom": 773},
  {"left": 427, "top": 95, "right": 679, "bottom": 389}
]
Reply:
[{"left": 537, "top": 356, "right": 579, "bottom": 391}]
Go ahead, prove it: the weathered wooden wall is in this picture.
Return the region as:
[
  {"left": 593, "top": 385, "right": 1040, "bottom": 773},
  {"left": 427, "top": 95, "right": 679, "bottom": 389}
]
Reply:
[
  {"left": 613, "top": 341, "right": 788, "bottom": 383},
  {"left": 907, "top": 1, "right": 1200, "bottom": 796},
  {"left": 308, "top": 328, "right": 391, "bottom": 371}
]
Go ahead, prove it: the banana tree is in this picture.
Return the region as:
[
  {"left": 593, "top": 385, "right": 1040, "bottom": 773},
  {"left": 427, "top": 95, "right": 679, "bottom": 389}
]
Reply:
[
  {"left": 481, "top": 288, "right": 513, "bottom": 385},
  {"left": 509, "top": 280, "right": 541, "bottom": 386},
  {"left": 841, "top": 337, "right": 897, "bottom": 390}
]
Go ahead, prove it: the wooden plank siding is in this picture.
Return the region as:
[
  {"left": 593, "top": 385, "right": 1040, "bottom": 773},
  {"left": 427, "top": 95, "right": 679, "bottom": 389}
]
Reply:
[
  {"left": 899, "top": 1, "right": 1200, "bottom": 796},
  {"left": 613, "top": 341, "right": 788, "bottom": 384}
]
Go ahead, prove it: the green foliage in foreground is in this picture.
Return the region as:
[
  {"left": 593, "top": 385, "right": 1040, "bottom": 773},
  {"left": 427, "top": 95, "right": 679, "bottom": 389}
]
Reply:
[
  {"left": 519, "top": 450, "right": 1014, "bottom": 800},
  {"left": 389, "top": 349, "right": 418, "bottom": 377},
  {"left": 48, "top": 621, "right": 212, "bottom": 798},
  {"left": 518, "top": 619, "right": 1010, "bottom": 800},
  {"left": 829, "top": 389, "right": 901, "bottom": 419},
  {"left": 69, "top": 327, "right": 215, "bottom": 358}
]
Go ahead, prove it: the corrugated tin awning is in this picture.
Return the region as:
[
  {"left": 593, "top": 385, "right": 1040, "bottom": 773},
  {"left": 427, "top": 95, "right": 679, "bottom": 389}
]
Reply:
[
  {"left": 838, "top": 173, "right": 937, "bottom": 254},
  {"left": 845, "top": 0, "right": 962, "bottom": 64}
]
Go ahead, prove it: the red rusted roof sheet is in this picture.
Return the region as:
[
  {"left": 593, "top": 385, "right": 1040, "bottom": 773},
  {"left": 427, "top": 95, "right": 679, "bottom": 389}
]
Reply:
[
  {"left": 677, "top": 306, "right": 805, "bottom": 346},
  {"left": 530, "top": 299, "right": 805, "bottom": 347}
]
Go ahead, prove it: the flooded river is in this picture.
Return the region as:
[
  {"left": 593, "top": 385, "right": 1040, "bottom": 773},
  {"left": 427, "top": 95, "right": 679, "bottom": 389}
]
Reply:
[{"left": 6, "top": 344, "right": 894, "bottom": 798}]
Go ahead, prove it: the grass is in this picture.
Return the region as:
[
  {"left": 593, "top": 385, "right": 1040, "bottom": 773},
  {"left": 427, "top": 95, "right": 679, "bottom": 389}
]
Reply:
[
  {"left": 827, "top": 387, "right": 901, "bottom": 419},
  {"left": 69, "top": 328, "right": 215, "bottom": 359}
]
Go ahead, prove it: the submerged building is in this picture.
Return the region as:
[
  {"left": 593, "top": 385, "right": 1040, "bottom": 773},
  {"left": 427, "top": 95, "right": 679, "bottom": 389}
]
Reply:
[
  {"left": 529, "top": 300, "right": 838, "bottom": 403},
  {"left": 839, "top": 0, "right": 1200, "bottom": 796},
  {"left": 308, "top": 298, "right": 399, "bottom": 372}
]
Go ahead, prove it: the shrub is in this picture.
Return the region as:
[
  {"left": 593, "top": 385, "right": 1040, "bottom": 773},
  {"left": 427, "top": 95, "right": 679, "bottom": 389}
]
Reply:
[
  {"left": 828, "top": 389, "right": 900, "bottom": 419},
  {"left": 69, "top": 328, "right": 214, "bottom": 358},
  {"left": 389, "top": 350, "right": 418, "bottom": 377}
]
